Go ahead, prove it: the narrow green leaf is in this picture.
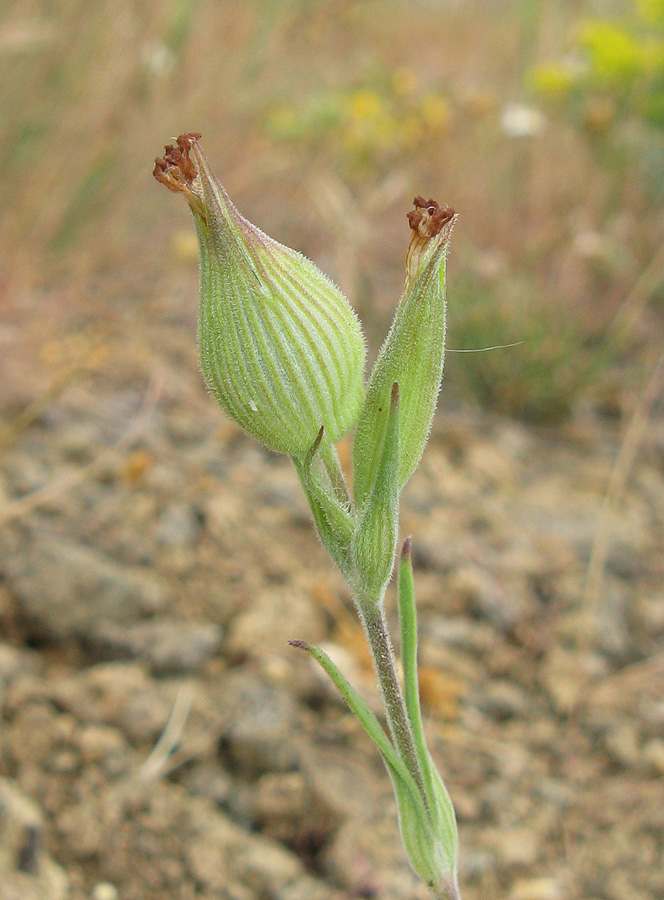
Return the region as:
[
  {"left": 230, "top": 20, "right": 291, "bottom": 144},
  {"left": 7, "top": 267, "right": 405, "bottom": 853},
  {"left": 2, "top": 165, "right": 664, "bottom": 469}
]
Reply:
[
  {"left": 288, "top": 639, "right": 419, "bottom": 796},
  {"left": 398, "top": 539, "right": 459, "bottom": 886},
  {"left": 351, "top": 382, "right": 400, "bottom": 601},
  {"left": 398, "top": 538, "right": 435, "bottom": 794},
  {"left": 292, "top": 428, "right": 355, "bottom": 576}
]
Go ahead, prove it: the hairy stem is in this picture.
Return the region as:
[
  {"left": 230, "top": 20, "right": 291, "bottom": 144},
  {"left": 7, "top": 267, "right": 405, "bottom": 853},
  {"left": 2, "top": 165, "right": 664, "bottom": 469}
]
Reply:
[{"left": 358, "top": 598, "right": 428, "bottom": 804}]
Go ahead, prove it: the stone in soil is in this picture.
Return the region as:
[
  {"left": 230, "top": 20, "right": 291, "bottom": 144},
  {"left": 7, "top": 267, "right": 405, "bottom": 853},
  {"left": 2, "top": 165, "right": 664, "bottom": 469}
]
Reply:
[
  {"left": 216, "top": 670, "right": 300, "bottom": 778},
  {"left": 185, "top": 796, "right": 328, "bottom": 898},
  {"left": 0, "top": 777, "right": 70, "bottom": 900},
  {"left": 92, "top": 618, "right": 223, "bottom": 674},
  {"left": 1, "top": 529, "right": 168, "bottom": 641}
]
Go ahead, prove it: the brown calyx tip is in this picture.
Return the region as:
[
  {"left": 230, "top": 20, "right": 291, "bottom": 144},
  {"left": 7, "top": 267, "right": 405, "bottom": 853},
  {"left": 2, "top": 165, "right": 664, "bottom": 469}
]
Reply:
[
  {"left": 407, "top": 196, "right": 455, "bottom": 239},
  {"left": 153, "top": 132, "right": 202, "bottom": 194},
  {"left": 288, "top": 639, "right": 310, "bottom": 651}
]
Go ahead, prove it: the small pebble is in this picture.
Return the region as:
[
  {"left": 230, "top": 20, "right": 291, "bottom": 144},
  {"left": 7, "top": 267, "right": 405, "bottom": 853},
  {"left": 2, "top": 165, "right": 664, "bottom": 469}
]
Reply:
[
  {"left": 510, "top": 877, "right": 562, "bottom": 900},
  {"left": 604, "top": 723, "right": 641, "bottom": 769},
  {"left": 156, "top": 501, "right": 201, "bottom": 547},
  {"left": 492, "top": 826, "right": 539, "bottom": 867},
  {"left": 91, "top": 884, "right": 119, "bottom": 900},
  {"left": 642, "top": 738, "right": 664, "bottom": 775}
]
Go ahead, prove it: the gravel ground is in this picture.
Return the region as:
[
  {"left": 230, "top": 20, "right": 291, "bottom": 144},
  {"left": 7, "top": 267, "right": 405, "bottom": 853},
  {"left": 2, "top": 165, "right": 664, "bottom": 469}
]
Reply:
[{"left": 1, "top": 299, "right": 663, "bottom": 900}]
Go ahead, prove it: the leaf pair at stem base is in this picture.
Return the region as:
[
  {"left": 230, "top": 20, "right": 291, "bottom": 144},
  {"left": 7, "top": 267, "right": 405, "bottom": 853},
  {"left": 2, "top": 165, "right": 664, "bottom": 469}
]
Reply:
[{"left": 290, "top": 541, "right": 459, "bottom": 900}]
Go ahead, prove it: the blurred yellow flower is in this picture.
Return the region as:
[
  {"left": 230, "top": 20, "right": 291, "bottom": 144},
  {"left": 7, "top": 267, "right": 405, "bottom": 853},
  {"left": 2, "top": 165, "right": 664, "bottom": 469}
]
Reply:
[
  {"left": 262, "top": 74, "right": 453, "bottom": 169},
  {"left": 265, "top": 103, "right": 298, "bottom": 139},
  {"left": 419, "top": 92, "right": 451, "bottom": 133},
  {"left": 343, "top": 115, "right": 396, "bottom": 156},
  {"left": 638, "top": 0, "right": 664, "bottom": 24},
  {"left": 524, "top": 0, "right": 664, "bottom": 140},
  {"left": 577, "top": 20, "right": 647, "bottom": 82},
  {"left": 640, "top": 37, "right": 664, "bottom": 73},
  {"left": 349, "top": 89, "right": 384, "bottom": 121},
  {"left": 529, "top": 62, "right": 577, "bottom": 100},
  {"left": 342, "top": 90, "right": 398, "bottom": 155}
]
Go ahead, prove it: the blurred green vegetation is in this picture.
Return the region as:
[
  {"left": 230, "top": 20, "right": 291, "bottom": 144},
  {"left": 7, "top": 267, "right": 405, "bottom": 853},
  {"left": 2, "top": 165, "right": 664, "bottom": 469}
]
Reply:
[
  {"left": 445, "top": 273, "right": 630, "bottom": 423},
  {"left": 1, "top": 0, "right": 662, "bottom": 423},
  {"left": 530, "top": 0, "right": 664, "bottom": 197},
  {"left": 263, "top": 69, "right": 451, "bottom": 170}
]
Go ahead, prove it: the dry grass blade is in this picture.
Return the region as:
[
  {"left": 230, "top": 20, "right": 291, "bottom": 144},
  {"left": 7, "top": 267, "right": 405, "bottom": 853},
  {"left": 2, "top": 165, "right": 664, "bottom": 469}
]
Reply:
[
  {"left": 0, "top": 339, "right": 110, "bottom": 455},
  {"left": 587, "top": 650, "right": 664, "bottom": 705},
  {"left": 611, "top": 241, "right": 664, "bottom": 340},
  {"left": 582, "top": 349, "right": 664, "bottom": 649},
  {"left": 138, "top": 685, "right": 194, "bottom": 784},
  {"left": 0, "top": 367, "right": 80, "bottom": 455}
]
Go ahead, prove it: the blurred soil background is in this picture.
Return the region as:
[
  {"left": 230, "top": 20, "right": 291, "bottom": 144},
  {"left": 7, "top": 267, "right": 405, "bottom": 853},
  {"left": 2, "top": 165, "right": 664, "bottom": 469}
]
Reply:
[{"left": 1, "top": 1, "right": 663, "bottom": 899}]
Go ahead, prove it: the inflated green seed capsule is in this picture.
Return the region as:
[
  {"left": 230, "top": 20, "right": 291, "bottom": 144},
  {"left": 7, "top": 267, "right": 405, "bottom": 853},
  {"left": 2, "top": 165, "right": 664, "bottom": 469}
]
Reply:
[
  {"left": 352, "top": 197, "right": 456, "bottom": 505},
  {"left": 154, "top": 134, "right": 366, "bottom": 458}
]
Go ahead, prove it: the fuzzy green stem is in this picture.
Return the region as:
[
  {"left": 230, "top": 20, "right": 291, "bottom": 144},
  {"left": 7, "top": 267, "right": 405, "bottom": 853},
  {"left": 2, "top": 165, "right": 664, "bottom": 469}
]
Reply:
[{"left": 357, "top": 597, "right": 429, "bottom": 804}]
